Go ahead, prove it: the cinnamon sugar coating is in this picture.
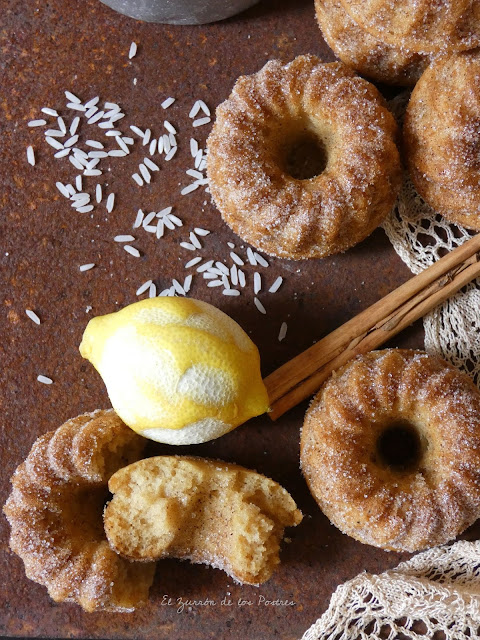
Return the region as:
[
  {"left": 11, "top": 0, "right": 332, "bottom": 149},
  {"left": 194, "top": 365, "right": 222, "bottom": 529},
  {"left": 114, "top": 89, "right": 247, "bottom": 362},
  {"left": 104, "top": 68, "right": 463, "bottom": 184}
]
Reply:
[
  {"left": 3, "top": 409, "right": 155, "bottom": 612},
  {"left": 404, "top": 50, "right": 480, "bottom": 230},
  {"left": 300, "top": 350, "right": 480, "bottom": 552},
  {"left": 206, "top": 55, "right": 402, "bottom": 259},
  {"left": 104, "top": 456, "right": 302, "bottom": 585},
  {"left": 315, "top": 0, "right": 432, "bottom": 86},
  {"left": 340, "top": 0, "right": 480, "bottom": 54}
]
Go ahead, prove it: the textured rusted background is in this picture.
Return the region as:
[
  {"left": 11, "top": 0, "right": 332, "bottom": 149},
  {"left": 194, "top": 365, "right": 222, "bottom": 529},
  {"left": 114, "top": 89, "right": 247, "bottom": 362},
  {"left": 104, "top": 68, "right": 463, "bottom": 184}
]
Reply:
[{"left": 1, "top": 0, "right": 473, "bottom": 638}]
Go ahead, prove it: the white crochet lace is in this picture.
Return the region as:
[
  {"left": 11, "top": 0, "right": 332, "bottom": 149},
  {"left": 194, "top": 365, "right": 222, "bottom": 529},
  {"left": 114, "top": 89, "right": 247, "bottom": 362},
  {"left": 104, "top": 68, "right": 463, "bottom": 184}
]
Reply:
[{"left": 300, "top": 94, "right": 480, "bottom": 639}]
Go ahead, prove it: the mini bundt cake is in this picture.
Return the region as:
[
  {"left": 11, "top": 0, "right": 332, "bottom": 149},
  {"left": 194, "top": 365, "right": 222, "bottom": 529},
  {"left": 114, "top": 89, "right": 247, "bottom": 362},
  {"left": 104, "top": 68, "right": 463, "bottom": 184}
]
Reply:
[
  {"left": 104, "top": 456, "right": 302, "bottom": 585},
  {"left": 404, "top": 49, "right": 480, "bottom": 229},
  {"left": 340, "top": 0, "right": 480, "bottom": 54},
  {"left": 300, "top": 349, "right": 480, "bottom": 552},
  {"left": 207, "top": 55, "right": 402, "bottom": 259},
  {"left": 315, "top": 0, "right": 432, "bottom": 86},
  {"left": 3, "top": 409, "right": 155, "bottom": 612}
]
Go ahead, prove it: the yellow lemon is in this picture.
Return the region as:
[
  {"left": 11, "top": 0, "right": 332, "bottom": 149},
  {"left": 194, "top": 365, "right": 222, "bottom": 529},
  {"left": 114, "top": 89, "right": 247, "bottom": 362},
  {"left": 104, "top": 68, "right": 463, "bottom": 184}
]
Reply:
[{"left": 79, "top": 297, "right": 270, "bottom": 444}]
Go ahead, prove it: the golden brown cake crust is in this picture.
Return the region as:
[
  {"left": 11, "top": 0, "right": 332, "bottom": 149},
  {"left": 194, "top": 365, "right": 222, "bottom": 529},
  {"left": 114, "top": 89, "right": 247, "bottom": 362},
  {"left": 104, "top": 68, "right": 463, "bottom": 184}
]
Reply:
[
  {"left": 315, "top": 0, "right": 432, "bottom": 86},
  {"left": 206, "top": 55, "right": 402, "bottom": 260},
  {"left": 300, "top": 350, "right": 480, "bottom": 552},
  {"left": 340, "top": 0, "right": 480, "bottom": 54},
  {"left": 3, "top": 409, "right": 155, "bottom": 612},
  {"left": 404, "top": 50, "right": 480, "bottom": 230},
  {"left": 104, "top": 456, "right": 302, "bottom": 585}
]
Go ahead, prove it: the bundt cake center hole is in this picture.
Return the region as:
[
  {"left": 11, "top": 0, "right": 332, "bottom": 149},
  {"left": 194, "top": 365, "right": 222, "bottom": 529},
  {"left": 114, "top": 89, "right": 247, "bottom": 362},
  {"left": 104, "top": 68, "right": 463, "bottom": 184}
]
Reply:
[
  {"left": 376, "top": 421, "right": 423, "bottom": 471},
  {"left": 284, "top": 133, "right": 328, "bottom": 180}
]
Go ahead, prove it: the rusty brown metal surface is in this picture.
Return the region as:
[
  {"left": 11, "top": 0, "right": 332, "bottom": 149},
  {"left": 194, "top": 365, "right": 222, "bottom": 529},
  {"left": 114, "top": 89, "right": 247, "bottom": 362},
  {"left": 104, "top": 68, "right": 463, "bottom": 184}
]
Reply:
[{"left": 1, "top": 0, "right": 472, "bottom": 638}]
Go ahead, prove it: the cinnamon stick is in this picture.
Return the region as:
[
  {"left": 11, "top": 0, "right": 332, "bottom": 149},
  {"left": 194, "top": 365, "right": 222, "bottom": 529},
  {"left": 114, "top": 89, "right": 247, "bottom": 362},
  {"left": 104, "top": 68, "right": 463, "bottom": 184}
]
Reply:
[{"left": 264, "top": 234, "right": 480, "bottom": 421}]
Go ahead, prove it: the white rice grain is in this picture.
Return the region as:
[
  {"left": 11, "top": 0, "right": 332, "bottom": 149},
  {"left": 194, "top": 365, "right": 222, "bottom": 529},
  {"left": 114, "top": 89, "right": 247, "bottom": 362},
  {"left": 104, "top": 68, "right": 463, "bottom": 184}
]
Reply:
[
  {"left": 254, "top": 297, "right": 266, "bottom": 314},
  {"left": 54, "top": 148, "right": 70, "bottom": 158},
  {"left": 139, "top": 163, "right": 151, "bottom": 183},
  {"left": 130, "top": 125, "right": 144, "bottom": 137},
  {"left": 136, "top": 279, "right": 152, "bottom": 295},
  {"left": 148, "top": 283, "right": 157, "bottom": 298},
  {"left": 143, "top": 128, "right": 151, "bottom": 145},
  {"left": 134, "top": 209, "right": 144, "bottom": 228},
  {"left": 180, "top": 242, "right": 196, "bottom": 251},
  {"left": 108, "top": 150, "right": 127, "bottom": 157},
  {"left": 194, "top": 227, "right": 210, "bottom": 236},
  {"left": 230, "top": 264, "right": 238, "bottom": 286},
  {"left": 144, "top": 157, "right": 159, "bottom": 172},
  {"left": 128, "top": 41, "right": 137, "bottom": 59},
  {"left": 164, "top": 120, "right": 176, "bottom": 134},
  {"left": 192, "top": 117, "right": 211, "bottom": 127},
  {"left": 183, "top": 274, "right": 192, "bottom": 293},
  {"left": 70, "top": 117, "right": 80, "bottom": 136},
  {"left": 76, "top": 205, "right": 94, "bottom": 213},
  {"left": 181, "top": 183, "right": 199, "bottom": 196},
  {"left": 164, "top": 147, "right": 176, "bottom": 161},
  {"left": 161, "top": 97, "right": 175, "bottom": 109},
  {"left": 223, "top": 289, "right": 240, "bottom": 296},
  {"left": 254, "top": 252, "right": 269, "bottom": 268},
  {"left": 132, "top": 173, "right": 144, "bottom": 186},
  {"left": 197, "top": 260, "right": 213, "bottom": 272},
  {"left": 106, "top": 193, "right": 115, "bottom": 213},
  {"left": 37, "top": 375, "right": 53, "bottom": 384},
  {"left": 169, "top": 214, "right": 182, "bottom": 227},
  {"left": 87, "top": 110, "right": 104, "bottom": 125},
  {"left": 79, "top": 263, "right": 95, "bottom": 271},
  {"left": 185, "top": 256, "right": 202, "bottom": 268},
  {"left": 65, "top": 90, "right": 81, "bottom": 103},
  {"left": 189, "top": 232, "right": 201, "bottom": 249},
  {"left": 149, "top": 138, "right": 157, "bottom": 156},
  {"left": 187, "top": 169, "right": 203, "bottom": 179},
  {"left": 28, "top": 119, "right": 47, "bottom": 127},
  {"left": 46, "top": 136, "right": 64, "bottom": 150},
  {"left": 45, "top": 129, "right": 65, "bottom": 137},
  {"left": 41, "top": 107, "right": 58, "bottom": 116},
  {"left": 115, "top": 234, "right": 135, "bottom": 243},
  {"left": 207, "top": 280, "right": 223, "bottom": 288},
  {"left": 198, "top": 100, "right": 210, "bottom": 116},
  {"left": 156, "top": 221, "right": 164, "bottom": 238},
  {"left": 70, "top": 156, "right": 84, "bottom": 170},
  {"left": 189, "top": 101, "right": 201, "bottom": 119},
  {"left": 278, "top": 322, "right": 288, "bottom": 342},
  {"left": 64, "top": 134, "right": 79, "bottom": 148},
  {"left": 230, "top": 251, "right": 244, "bottom": 266},
  {"left": 190, "top": 138, "right": 199, "bottom": 157},
  {"left": 84, "top": 169, "right": 102, "bottom": 176},
  {"left": 67, "top": 102, "right": 86, "bottom": 111},
  {"left": 172, "top": 279, "right": 185, "bottom": 295},
  {"left": 57, "top": 116, "right": 67, "bottom": 133},
  {"left": 25, "top": 309, "right": 41, "bottom": 324},
  {"left": 56, "top": 182, "right": 70, "bottom": 198},
  {"left": 143, "top": 211, "right": 157, "bottom": 226},
  {"left": 124, "top": 245, "right": 141, "bottom": 257},
  {"left": 254, "top": 272, "right": 262, "bottom": 294},
  {"left": 85, "top": 96, "right": 100, "bottom": 108},
  {"left": 27, "top": 146, "right": 35, "bottom": 166},
  {"left": 269, "top": 276, "right": 283, "bottom": 293},
  {"left": 116, "top": 136, "right": 129, "bottom": 154},
  {"left": 238, "top": 269, "right": 246, "bottom": 288},
  {"left": 247, "top": 247, "right": 257, "bottom": 265}
]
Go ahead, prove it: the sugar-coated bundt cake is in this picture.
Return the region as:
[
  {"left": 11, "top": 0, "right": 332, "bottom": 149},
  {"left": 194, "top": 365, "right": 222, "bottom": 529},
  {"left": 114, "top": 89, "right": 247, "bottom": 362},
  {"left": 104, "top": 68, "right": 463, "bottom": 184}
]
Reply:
[
  {"left": 104, "top": 456, "right": 302, "bottom": 585},
  {"left": 340, "top": 0, "right": 480, "bottom": 54},
  {"left": 300, "top": 350, "right": 480, "bottom": 552},
  {"left": 315, "top": 0, "right": 432, "bottom": 86},
  {"left": 207, "top": 55, "right": 402, "bottom": 260},
  {"left": 404, "top": 49, "right": 480, "bottom": 229},
  {"left": 3, "top": 410, "right": 155, "bottom": 612}
]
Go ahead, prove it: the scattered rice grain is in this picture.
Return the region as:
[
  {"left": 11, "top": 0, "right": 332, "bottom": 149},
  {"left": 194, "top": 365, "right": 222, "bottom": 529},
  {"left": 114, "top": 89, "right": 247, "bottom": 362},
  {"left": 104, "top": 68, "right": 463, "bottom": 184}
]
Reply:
[
  {"left": 161, "top": 97, "right": 175, "bottom": 109},
  {"left": 128, "top": 41, "right": 137, "bottom": 59},
  {"left": 278, "top": 322, "right": 287, "bottom": 342},
  {"left": 192, "top": 117, "right": 211, "bottom": 127},
  {"left": 106, "top": 193, "right": 115, "bottom": 213},
  {"left": 134, "top": 209, "right": 144, "bottom": 228},
  {"left": 144, "top": 157, "right": 159, "bottom": 171},
  {"left": 254, "top": 272, "right": 262, "bottom": 294},
  {"left": 136, "top": 279, "right": 152, "bottom": 295},
  {"left": 181, "top": 183, "right": 198, "bottom": 195},
  {"left": 37, "top": 375, "right": 53, "bottom": 384},
  {"left": 27, "top": 146, "right": 35, "bottom": 166},
  {"left": 132, "top": 172, "right": 144, "bottom": 186},
  {"left": 28, "top": 119, "right": 47, "bottom": 127},
  {"left": 79, "top": 263, "right": 95, "bottom": 271},
  {"left": 124, "top": 245, "right": 141, "bottom": 257},
  {"left": 269, "top": 276, "right": 283, "bottom": 293},
  {"left": 185, "top": 256, "right": 202, "bottom": 268},
  {"left": 25, "top": 309, "right": 41, "bottom": 325},
  {"left": 254, "top": 297, "right": 266, "bottom": 314}
]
